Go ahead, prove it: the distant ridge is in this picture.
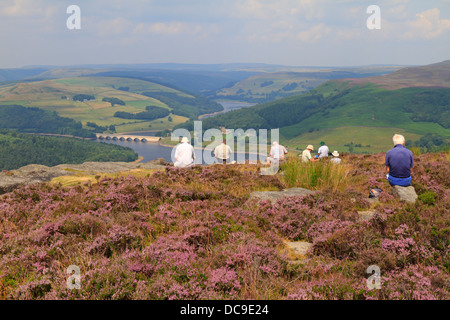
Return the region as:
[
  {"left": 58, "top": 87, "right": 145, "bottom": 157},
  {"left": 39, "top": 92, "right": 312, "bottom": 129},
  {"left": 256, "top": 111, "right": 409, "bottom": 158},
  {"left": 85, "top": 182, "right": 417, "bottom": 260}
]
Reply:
[{"left": 335, "top": 60, "right": 450, "bottom": 90}]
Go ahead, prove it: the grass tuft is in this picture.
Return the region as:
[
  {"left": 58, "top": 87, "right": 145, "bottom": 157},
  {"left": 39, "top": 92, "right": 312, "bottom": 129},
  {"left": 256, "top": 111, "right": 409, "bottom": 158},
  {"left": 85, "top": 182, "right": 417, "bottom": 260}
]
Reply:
[{"left": 281, "top": 157, "right": 349, "bottom": 191}]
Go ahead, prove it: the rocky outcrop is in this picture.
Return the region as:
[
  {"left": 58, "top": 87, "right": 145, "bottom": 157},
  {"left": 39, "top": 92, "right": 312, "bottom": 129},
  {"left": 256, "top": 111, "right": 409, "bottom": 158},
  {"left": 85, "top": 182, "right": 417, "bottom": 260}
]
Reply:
[
  {"left": 0, "top": 159, "right": 168, "bottom": 195},
  {"left": 248, "top": 187, "right": 317, "bottom": 203},
  {"left": 53, "top": 159, "right": 168, "bottom": 174},
  {"left": 391, "top": 185, "right": 418, "bottom": 203},
  {"left": 285, "top": 241, "right": 313, "bottom": 257},
  {"left": 357, "top": 210, "right": 376, "bottom": 222}
]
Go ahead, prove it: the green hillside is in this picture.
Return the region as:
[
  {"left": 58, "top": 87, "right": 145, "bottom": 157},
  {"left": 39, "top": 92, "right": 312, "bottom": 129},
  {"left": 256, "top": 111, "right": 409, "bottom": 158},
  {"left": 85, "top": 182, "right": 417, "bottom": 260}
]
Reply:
[
  {"left": 176, "top": 61, "right": 450, "bottom": 153},
  {"left": 0, "top": 76, "right": 222, "bottom": 133},
  {"left": 0, "top": 129, "right": 137, "bottom": 170}
]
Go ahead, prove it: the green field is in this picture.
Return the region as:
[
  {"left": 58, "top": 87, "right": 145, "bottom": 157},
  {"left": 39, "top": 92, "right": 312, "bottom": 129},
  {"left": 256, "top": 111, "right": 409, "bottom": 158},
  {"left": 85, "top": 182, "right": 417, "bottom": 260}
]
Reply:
[
  {"left": 215, "top": 72, "right": 327, "bottom": 101},
  {"left": 0, "top": 76, "right": 190, "bottom": 132},
  {"left": 283, "top": 126, "right": 423, "bottom": 154}
]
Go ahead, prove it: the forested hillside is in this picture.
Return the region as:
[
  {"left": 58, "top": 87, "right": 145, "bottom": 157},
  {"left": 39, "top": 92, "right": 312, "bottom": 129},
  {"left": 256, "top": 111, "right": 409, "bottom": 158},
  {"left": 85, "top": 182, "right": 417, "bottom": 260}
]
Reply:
[
  {"left": 0, "top": 105, "right": 96, "bottom": 138},
  {"left": 0, "top": 129, "right": 138, "bottom": 170}
]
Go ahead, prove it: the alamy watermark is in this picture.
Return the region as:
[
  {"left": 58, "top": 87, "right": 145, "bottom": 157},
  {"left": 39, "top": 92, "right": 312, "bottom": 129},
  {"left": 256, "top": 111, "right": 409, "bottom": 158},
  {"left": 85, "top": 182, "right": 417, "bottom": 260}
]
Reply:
[
  {"left": 366, "top": 265, "right": 381, "bottom": 290},
  {"left": 66, "top": 265, "right": 81, "bottom": 289},
  {"left": 367, "top": 5, "right": 381, "bottom": 30},
  {"left": 67, "top": 5, "right": 81, "bottom": 30},
  {"left": 171, "top": 121, "right": 279, "bottom": 175}
]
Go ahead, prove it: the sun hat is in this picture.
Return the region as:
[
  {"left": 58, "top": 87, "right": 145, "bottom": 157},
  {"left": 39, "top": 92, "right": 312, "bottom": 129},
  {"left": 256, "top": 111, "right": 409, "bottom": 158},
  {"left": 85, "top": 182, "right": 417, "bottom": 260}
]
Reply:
[
  {"left": 307, "top": 145, "right": 314, "bottom": 150},
  {"left": 332, "top": 150, "right": 339, "bottom": 157},
  {"left": 181, "top": 137, "right": 189, "bottom": 143}
]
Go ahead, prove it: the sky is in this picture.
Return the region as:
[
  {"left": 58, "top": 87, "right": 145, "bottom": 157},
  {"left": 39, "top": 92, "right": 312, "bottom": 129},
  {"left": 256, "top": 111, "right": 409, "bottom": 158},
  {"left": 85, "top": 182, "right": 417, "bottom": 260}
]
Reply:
[{"left": 0, "top": 0, "right": 449, "bottom": 68}]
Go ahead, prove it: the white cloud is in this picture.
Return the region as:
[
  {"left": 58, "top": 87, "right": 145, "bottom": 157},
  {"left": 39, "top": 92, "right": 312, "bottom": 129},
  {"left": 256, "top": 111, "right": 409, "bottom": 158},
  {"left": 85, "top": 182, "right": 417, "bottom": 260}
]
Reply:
[
  {"left": 335, "top": 28, "right": 362, "bottom": 41},
  {"left": 96, "top": 17, "right": 134, "bottom": 36},
  {"left": 232, "top": 0, "right": 325, "bottom": 21},
  {"left": 0, "top": 0, "right": 37, "bottom": 17},
  {"left": 297, "top": 23, "right": 332, "bottom": 42},
  {"left": 132, "top": 21, "right": 219, "bottom": 38},
  {"left": 403, "top": 8, "right": 450, "bottom": 39}
]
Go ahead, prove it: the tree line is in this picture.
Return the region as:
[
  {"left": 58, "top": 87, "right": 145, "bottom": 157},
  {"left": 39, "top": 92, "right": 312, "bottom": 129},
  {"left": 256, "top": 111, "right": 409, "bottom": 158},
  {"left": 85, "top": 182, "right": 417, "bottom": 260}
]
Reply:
[
  {"left": 0, "top": 105, "right": 96, "bottom": 138},
  {"left": 0, "top": 129, "right": 137, "bottom": 170},
  {"left": 140, "top": 91, "right": 223, "bottom": 119},
  {"left": 114, "top": 106, "right": 170, "bottom": 121}
]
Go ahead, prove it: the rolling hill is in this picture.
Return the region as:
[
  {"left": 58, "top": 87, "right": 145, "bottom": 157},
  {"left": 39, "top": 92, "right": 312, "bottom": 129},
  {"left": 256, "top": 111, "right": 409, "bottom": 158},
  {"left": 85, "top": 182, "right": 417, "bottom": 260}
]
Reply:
[
  {"left": 0, "top": 76, "right": 223, "bottom": 133},
  {"left": 177, "top": 60, "right": 450, "bottom": 154},
  {"left": 335, "top": 60, "right": 450, "bottom": 90},
  {"left": 211, "top": 65, "right": 404, "bottom": 103},
  {"left": 0, "top": 63, "right": 405, "bottom": 104}
]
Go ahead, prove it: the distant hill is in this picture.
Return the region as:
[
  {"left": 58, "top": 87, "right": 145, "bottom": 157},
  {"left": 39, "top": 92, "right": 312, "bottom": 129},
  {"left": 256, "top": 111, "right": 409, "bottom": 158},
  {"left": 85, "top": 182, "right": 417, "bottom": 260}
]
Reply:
[
  {"left": 176, "top": 60, "right": 450, "bottom": 153},
  {"left": 0, "top": 63, "right": 405, "bottom": 103},
  {"left": 0, "top": 67, "right": 50, "bottom": 82},
  {"left": 0, "top": 76, "right": 223, "bottom": 133},
  {"left": 211, "top": 65, "right": 404, "bottom": 103},
  {"left": 335, "top": 60, "right": 450, "bottom": 90}
]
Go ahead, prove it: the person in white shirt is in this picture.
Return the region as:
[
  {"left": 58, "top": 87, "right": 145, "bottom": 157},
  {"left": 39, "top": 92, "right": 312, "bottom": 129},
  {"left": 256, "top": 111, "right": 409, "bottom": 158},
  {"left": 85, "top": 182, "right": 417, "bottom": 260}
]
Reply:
[
  {"left": 174, "top": 137, "right": 195, "bottom": 168},
  {"left": 266, "top": 141, "right": 288, "bottom": 166},
  {"left": 317, "top": 141, "right": 329, "bottom": 159},
  {"left": 214, "top": 138, "right": 233, "bottom": 164},
  {"left": 330, "top": 150, "right": 342, "bottom": 164}
]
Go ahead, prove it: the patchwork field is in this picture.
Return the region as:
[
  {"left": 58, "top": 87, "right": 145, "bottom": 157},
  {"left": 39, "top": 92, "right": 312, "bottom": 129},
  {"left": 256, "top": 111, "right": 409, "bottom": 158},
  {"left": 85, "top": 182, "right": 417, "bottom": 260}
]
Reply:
[{"left": 0, "top": 77, "right": 190, "bottom": 131}]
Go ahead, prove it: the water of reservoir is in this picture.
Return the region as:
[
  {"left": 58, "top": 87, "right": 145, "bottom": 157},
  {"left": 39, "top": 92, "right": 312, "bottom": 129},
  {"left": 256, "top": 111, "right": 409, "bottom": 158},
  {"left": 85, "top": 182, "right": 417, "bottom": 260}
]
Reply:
[
  {"left": 200, "top": 101, "right": 257, "bottom": 119},
  {"left": 95, "top": 139, "right": 267, "bottom": 164},
  {"left": 95, "top": 101, "right": 265, "bottom": 164}
]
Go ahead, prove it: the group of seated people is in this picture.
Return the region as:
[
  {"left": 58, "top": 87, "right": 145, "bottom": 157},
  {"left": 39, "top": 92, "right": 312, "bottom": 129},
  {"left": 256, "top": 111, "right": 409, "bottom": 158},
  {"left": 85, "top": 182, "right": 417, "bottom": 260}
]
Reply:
[
  {"left": 173, "top": 133, "right": 414, "bottom": 187},
  {"left": 173, "top": 137, "right": 235, "bottom": 168},
  {"left": 266, "top": 141, "right": 341, "bottom": 166}
]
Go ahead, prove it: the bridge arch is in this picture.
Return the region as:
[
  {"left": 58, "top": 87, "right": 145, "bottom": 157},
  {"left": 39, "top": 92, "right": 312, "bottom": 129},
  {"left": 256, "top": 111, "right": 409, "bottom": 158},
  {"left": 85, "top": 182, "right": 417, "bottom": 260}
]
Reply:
[{"left": 96, "top": 133, "right": 161, "bottom": 143}]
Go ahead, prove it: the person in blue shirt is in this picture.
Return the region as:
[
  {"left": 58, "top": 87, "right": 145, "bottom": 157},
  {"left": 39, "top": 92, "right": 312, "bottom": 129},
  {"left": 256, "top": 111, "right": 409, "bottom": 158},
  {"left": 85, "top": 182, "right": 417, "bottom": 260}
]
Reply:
[{"left": 385, "top": 134, "right": 413, "bottom": 187}]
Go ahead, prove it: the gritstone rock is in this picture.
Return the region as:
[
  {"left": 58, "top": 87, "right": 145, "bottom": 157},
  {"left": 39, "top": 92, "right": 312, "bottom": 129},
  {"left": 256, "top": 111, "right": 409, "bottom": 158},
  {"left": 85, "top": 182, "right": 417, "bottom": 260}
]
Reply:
[
  {"left": 0, "top": 160, "right": 167, "bottom": 195},
  {"left": 248, "top": 187, "right": 316, "bottom": 203},
  {"left": 391, "top": 185, "right": 418, "bottom": 203}
]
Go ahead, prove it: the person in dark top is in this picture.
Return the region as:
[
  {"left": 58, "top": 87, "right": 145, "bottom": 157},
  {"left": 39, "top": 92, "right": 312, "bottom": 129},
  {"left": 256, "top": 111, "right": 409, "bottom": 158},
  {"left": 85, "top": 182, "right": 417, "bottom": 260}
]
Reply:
[{"left": 385, "top": 134, "right": 413, "bottom": 187}]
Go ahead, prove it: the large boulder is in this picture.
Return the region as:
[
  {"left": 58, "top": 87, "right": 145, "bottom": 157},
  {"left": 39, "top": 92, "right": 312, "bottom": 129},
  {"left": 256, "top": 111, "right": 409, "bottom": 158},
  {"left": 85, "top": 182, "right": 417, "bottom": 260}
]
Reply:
[
  {"left": 391, "top": 185, "right": 418, "bottom": 203},
  {"left": 248, "top": 187, "right": 317, "bottom": 203},
  {"left": 0, "top": 160, "right": 168, "bottom": 195},
  {"left": 54, "top": 160, "right": 166, "bottom": 174},
  {"left": 0, "top": 164, "right": 73, "bottom": 195}
]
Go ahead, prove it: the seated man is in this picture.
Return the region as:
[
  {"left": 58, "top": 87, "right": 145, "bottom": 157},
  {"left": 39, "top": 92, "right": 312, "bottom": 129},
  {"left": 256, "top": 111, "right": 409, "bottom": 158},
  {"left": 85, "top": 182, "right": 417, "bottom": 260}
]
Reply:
[
  {"left": 385, "top": 134, "right": 413, "bottom": 187},
  {"left": 214, "top": 138, "right": 233, "bottom": 164},
  {"left": 301, "top": 145, "right": 317, "bottom": 163},
  {"left": 174, "top": 137, "right": 195, "bottom": 168},
  {"left": 330, "top": 150, "right": 341, "bottom": 164},
  {"left": 317, "top": 141, "right": 329, "bottom": 159},
  {"left": 266, "top": 141, "right": 288, "bottom": 166}
]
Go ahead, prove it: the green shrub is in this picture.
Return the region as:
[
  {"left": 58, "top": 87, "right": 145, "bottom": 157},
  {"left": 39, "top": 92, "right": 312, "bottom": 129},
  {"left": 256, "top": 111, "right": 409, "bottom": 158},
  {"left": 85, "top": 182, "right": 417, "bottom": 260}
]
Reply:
[{"left": 418, "top": 191, "right": 437, "bottom": 205}]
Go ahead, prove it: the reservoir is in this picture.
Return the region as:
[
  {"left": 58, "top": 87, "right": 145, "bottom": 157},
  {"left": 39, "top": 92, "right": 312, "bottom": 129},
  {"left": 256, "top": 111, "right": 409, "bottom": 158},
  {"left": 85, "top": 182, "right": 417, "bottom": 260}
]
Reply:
[
  {"left": 94, "top": 139, "right": 267, "bottom": 164},
  {"left": 200, "top": 100, "right": 257, "bottom": 119},
  {"left": 94, "top": 101, "right": 265, "bottom": 164}
]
